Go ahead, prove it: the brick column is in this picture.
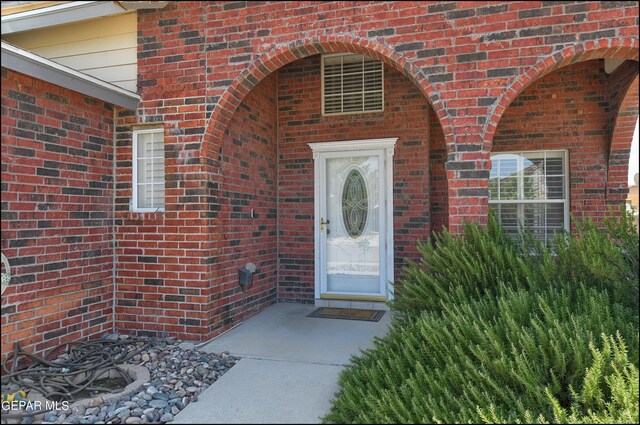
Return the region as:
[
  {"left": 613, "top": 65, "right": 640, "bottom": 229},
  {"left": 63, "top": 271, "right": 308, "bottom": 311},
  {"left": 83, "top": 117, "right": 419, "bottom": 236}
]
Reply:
[{"left": 446, "top": 148, "right": 491, "bottom": 234}]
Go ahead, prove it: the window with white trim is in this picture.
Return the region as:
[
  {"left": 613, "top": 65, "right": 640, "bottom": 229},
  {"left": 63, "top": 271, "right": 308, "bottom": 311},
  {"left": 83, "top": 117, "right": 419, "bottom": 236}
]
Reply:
[
  {"left": 489, "top": 150, "right": 569, "bottom": 244},
  {"left": 322, "top": 53, "right": 384, "bottom": 116},
  {"left": 132, "top": 128, "right": 165, "bottom": 212}
]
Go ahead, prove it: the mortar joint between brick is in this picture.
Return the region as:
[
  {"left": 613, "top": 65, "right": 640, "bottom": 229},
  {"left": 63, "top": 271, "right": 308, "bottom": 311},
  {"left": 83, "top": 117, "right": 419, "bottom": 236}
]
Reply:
[
  {"left": 112, "top": 107, "right": 117, "bottom": 335},
  {"left": 276, "top": 69, "right": 281, "bottom": 301}
]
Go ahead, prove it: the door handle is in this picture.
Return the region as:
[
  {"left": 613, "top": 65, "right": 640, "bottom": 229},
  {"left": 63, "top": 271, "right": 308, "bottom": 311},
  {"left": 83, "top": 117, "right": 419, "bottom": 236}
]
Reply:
[{"left": 320, "top": 217, "right": 330, "bottom": 231}]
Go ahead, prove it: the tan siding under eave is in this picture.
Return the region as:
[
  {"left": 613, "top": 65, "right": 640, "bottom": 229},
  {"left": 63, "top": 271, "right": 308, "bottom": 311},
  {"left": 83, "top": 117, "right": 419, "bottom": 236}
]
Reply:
[{"left": 3, "top": 12, "right": 137, "bottom": 92}]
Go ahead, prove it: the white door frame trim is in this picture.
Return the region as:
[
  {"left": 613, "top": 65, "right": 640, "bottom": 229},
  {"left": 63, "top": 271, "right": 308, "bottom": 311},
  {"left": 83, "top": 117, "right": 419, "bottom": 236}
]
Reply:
[{"left": 308, "top": 138, "right": 397, "bottom": 301}]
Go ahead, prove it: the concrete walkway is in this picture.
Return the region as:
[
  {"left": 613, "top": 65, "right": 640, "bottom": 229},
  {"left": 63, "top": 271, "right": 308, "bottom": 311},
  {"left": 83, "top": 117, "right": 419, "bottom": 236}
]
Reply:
[{"left": 173, "top": 303, "right": 391, "bottom": 424}]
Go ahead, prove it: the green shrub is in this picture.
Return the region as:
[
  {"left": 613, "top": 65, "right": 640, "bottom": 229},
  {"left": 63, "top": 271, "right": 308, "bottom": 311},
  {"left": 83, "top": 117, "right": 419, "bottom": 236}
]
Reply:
[
  {"left": 325, "top": 213, "right": 639, "bottom": 424},
  {"left": 392, "top": 212, "right": 639, "bottom": 319},
  {"left": 390, "top": 216, "right": 551, "bottom": 320},
  {"left": 478, "top": 334, "right": 639, "bottom": 424},
  {"left": 552, "top": 212, "right": 639, "bottom": 313},
  {"left": 324, "top": 282, "right": 638, "bottom": 424}
]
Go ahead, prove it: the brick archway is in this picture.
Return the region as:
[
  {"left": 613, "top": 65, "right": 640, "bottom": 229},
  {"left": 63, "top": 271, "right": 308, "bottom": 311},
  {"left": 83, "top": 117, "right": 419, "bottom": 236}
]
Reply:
[
  {"left": 197, "top": 34, "right": 454, "bottom": 332},
  {"left": 607, "top": 71, "right": 639, "bottom": 204},
  {"left": 199, "top": 34, "right": 454, "bottom": 165},
  {"left": 468, "top": 38, "right": 639, "bottom": 233},
  {"left": 483, "top": 38, "right": 639, "bottom": 152},
  {"left": 445, "top": 38, "right": 639, "bottom": 234}
]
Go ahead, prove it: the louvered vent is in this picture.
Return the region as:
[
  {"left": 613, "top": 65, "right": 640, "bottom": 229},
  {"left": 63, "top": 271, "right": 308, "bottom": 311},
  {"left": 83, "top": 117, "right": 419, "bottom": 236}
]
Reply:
[{"left": 322, "top": 54, "right": 384, "bottom": 116}]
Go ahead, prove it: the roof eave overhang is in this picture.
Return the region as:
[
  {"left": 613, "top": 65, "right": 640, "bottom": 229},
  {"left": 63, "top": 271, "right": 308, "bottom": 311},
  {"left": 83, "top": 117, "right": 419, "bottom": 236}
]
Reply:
[
  {"left": 1, "top": 1, "right": 126, "bottom": 35},
  {"left": 1, "top": 41, "right": 140, "bottom": 110}
]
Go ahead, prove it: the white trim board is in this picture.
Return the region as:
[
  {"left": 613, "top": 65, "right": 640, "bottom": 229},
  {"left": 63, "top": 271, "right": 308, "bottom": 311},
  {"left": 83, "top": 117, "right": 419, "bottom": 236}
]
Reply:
[
  {"left": 132, "top": 127, "right": 166, "bottom": 213},
  {"left": 1, "top": 41, "right": 140, "bottom": 110},
  {"left": 308, "top": 138, "right": 397, "bottom": 153}
]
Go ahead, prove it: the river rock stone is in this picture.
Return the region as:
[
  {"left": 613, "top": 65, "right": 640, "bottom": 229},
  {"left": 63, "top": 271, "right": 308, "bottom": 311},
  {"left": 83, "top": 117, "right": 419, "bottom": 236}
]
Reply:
[
  {"left": 152, "top": 392, "right": 169, "bottom": 401},
  {"left": 148, "top": 400, "right": 167, "bottom": 410},
  {"left": 24, "top": 336, "right": 237, "bottom": 425},
  {"left": 144, "top": 411, "right": 159, "bottom": 422}
]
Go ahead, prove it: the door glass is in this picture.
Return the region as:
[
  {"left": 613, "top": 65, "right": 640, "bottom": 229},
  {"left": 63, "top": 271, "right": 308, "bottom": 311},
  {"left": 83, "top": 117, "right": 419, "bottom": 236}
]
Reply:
[
  {"left": 342, "top": 169, "right": 368, "bottom": 238},
  {"left": 325, "top": 156, "right": 380, "bottom": 294}
]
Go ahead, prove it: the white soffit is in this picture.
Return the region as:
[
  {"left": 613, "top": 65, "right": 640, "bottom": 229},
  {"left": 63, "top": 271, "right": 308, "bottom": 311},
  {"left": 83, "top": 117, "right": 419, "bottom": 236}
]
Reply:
[{"left": 1, "top": 41, "right": 140, "bottom": 110}]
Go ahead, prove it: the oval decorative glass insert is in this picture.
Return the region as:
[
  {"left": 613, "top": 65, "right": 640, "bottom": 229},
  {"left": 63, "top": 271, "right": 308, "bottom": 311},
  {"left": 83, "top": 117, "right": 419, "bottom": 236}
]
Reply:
[{"left": 342, "top": 169, "right": 368, "bottom": 238}]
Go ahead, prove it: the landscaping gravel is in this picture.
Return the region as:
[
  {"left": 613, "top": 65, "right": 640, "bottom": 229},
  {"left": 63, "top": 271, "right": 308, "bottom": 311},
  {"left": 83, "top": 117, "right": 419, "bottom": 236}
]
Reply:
[{"left": 7, "top": 334, "right": 238, "bottom": 424}]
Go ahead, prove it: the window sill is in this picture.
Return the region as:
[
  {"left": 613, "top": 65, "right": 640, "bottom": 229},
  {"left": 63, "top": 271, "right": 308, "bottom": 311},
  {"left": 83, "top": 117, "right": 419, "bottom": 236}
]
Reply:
[{"left": 131, "top": 208, "right": 165, "bottom": 213}]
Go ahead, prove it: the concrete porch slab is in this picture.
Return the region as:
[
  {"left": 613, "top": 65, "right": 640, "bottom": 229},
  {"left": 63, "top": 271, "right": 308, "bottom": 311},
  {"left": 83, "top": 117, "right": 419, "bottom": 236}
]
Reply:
[
  {"left": 174, "top": 358, "right": 342, "bottom": 424},
  {"left": 172, "top": 303, "right": 392, "bottom": 424},
  {"left": 198, "top": 302, "right": 392, "bottom": 366}
]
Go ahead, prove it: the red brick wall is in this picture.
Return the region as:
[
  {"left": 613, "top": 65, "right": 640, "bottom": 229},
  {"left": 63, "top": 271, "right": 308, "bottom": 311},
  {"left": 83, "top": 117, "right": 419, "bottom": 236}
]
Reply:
[
  {"left": 113, "top": 114, "right": 212, "bottom": 340},
  {"left": 113, "top": 75, "right": 278, "bottom": 340},
  {"left": 1, "top": 69, "right": 114, "bottom": 358},
  {"left": 212, "top": 73, "right": 278, "bottom": 327},
  {"left": 190, "top": 1, "right": 638, "bottom": 233},
  {"left": 113, "top": 121, "right": 212, "bottom": 340},
  {"left": 2, "top": 1, "right": 638, "bottom": 354},
  {"left": 277, "top": 56, "right": 431, "bottom": 302},
  {"left": 493, "top": 60, "right": 614, "bottom": 227},
  {"left": 113, "top": 0, "right": 213, "bottom": 341},
  {"left": 430, "top": 112, "right": 448, "bottom": 234},
  {"left": 118, "top": 0, "right": 637, "bottom": 339}
]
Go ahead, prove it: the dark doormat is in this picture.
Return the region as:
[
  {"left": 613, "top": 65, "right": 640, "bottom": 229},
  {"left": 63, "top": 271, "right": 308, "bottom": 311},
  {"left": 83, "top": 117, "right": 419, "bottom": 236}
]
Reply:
[{"left": 307, "top": 307, "right": 385, "bottom": 322}]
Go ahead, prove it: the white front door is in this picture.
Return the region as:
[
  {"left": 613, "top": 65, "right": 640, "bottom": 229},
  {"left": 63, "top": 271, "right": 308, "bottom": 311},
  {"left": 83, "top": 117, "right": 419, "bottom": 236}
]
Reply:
[{"left": 309, "top": 138, "right": 396, "bottom": 302}]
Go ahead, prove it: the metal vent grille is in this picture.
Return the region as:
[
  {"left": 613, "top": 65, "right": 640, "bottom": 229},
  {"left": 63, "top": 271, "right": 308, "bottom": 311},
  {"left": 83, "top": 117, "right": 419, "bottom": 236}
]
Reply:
[{"left": 322, "top": 54, "right": 384, "bottom": 116}]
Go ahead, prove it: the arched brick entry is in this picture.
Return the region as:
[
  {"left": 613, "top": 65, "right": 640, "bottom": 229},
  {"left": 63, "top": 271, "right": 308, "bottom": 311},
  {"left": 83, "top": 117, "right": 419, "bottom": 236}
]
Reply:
[
  {"left": 199, "top": 34, "right": 454, "bottom": 165},
  {"left": 464, "top": 38, "right": 639, "bottom": 230},
  {"left": 484, "top": 38, "right": 639, "bottom": 151},
  {"left": 445, "top": 39, "right": 639, "bottom": 233},
  {"left": 197, "top": 34, "right": 452, "bottom": 333}
]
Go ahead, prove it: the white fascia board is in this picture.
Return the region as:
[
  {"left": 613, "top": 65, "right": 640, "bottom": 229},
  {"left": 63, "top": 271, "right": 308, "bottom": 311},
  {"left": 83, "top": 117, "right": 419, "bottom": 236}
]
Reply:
[
  {"left": 1, "top": 1, "right": 124, "bottom": 35},
  {"left": 1, "top": 41, "right": 140, "bottom": 110}
]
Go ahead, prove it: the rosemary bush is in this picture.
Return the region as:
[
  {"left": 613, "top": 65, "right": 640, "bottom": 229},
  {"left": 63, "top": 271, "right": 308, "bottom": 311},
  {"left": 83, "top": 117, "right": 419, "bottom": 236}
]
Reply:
[{"left": 325, "top": 213, "right": 639, "bottom": 424}]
